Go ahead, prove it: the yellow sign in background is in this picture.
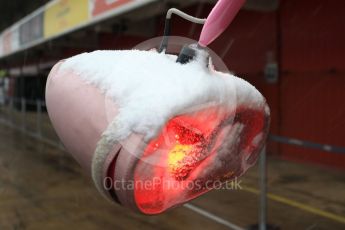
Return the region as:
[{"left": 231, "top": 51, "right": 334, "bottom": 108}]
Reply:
[{"left": 44, "top": 0, "right": 89, "bottom": 38}]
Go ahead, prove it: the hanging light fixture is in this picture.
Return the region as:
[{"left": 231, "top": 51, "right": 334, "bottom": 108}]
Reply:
[{"left": 46, "top": 0, "right": 270, "bottom": 214}]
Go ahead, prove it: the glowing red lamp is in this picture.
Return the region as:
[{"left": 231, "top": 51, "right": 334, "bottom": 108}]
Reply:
[{"left": 46, "top": 0, "right": 270, "bottom": 215}]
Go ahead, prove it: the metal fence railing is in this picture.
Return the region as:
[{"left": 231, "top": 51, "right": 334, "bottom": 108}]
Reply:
[
  {"left": 0, "top": 96, "right": 62, "bottom": 149},
  {"left": 269, "top": 134, "right": 345, "bottom": 154}
]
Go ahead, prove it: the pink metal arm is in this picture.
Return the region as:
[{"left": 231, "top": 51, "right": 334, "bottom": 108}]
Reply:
[{"left": 199, "top": 0, "right": 246, "bottom": 47}]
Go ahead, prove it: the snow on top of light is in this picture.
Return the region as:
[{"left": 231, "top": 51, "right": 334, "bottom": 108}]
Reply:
[{"left": 60, "top": 49, "right": 266, "bottom": 141}]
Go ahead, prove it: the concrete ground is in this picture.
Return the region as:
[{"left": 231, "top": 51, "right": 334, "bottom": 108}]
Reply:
[{"left": 0, "top": 119, "right": 344, "bottom": 229}]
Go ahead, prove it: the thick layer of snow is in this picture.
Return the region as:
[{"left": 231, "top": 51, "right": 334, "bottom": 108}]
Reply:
[
  {"left": 59, "top": 49, "right": 268, "bottom": 200},
  {"left": 60, "top": 49, "right": 266, "bottom": 142}
]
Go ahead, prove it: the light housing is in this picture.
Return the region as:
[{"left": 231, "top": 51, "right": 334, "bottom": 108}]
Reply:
[{"left": 46, "top": 57, "right": 269, "bottom": 214}]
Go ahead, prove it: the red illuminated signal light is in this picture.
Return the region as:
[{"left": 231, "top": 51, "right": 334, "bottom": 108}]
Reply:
[{"left": 134, "top": 106, "right": 268, "bottom": 214}]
